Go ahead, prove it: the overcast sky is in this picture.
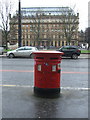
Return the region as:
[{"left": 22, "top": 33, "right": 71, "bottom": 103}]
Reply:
[{"left": 9, "top": 0, "right": 90, "bottom": 31}]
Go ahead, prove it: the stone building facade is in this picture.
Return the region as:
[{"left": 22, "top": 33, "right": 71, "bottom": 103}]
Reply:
[{"left": 9, "top": 7, "right": 79, "bottom": 48}]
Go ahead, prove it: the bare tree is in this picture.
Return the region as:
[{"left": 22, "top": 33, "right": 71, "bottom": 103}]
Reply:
[
  {"left": 0, "top": 0, "right": 13, "bottom": 49},
  {"left": 31, "top": 7, "right": 79, "bottom": 47},
  {"left": 60, "top": 7, "right": 79, "bottom": 45},
  {"left": 9, "top": 15, "right": 18, "bottom": 45},
  {"left": 31, "top": 14, "right": 41, "bottom": 47},
  {"left": 29, "top": 10, "right": 44, "bottom": 48},
  {"left": 30, "top": 12, "right": 52, "bottom": 48},
  {"left": 11, "top": 7, "right": 79, "bottom": 48}
]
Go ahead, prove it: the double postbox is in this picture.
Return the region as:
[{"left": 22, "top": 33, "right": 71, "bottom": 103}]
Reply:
[{"left": 33, "top": 51, "right": 63, "bottom": 97}]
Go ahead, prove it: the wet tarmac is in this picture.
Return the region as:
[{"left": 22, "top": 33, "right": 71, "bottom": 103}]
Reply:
[
  {"left": 2, "top": 86, "right": 88, "bottom": 118},
  {"left": 1, "top": 58, "right": 89, "bottom": 118}
]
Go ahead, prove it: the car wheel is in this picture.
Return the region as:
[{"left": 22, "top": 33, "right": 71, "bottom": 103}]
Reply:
[
  {"left": 71, "top": 54, "right": 78, "bottom": 59},
  {"left": 9, "top": 53, "right": 14, "bottom": 58}
]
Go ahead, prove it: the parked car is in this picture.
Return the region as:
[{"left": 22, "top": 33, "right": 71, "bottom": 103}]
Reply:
[
  {"left": 7, "top": 46, "right": 38, "bottom": 58},
  {"left": 0, "top": 47, "right": 4, "bottom": 55},
  {"left": 57, "top": 46, "right": 81, "bottom": 59}
]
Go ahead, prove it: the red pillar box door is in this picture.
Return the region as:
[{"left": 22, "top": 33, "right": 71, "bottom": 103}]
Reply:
[{"left": 33, "top": 51, "right": 63, "bottom": 97}]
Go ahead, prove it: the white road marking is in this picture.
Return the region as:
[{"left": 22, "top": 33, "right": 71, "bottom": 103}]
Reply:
[{"left": 0, "top": 84, "right": 89, "bottom": 91}]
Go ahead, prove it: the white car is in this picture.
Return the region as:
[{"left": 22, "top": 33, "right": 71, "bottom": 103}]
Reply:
[
  {"left": 0, "top": 47, "right": 4, "bottom": 55},
  {"left": 7, "top": 46, "right": 38, "bottom": 58}
]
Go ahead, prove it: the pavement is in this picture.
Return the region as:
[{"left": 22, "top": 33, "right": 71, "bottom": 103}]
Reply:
[{"left": 79, "top": 53, "right": 90, "bottom": 59}]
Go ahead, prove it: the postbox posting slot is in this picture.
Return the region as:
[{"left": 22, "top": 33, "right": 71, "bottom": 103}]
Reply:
[
  {"left": 36, "top": 57, "right": 44, "bottom": 59},
  {"left": 50, "top": 57, "right": 58, "bottom": 60}
]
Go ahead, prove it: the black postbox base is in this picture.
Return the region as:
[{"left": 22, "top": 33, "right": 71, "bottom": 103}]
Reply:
[{"left": 34, "top": 87, "right": 60, "bottom": 98}]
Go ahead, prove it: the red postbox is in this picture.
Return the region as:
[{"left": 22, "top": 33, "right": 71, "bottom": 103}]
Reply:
[{"left": 33, "top": 51, "right": 63, "bottom": 97}]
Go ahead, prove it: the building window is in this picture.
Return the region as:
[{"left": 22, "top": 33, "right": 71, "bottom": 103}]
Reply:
[
  {"left": 27, "top": 41, "right": 28, "bottom": 46},
  {"left": 53, "top": 35, "right": 55, "bottom": 39},
  {"left": 26, "top": 29, "right": 28, "bottom": 32},
  {"left": 28, "top": 34, "right": 30, "bottom": 39},
  {"left": 30, "top": 29, "right": 32, "bottom": 32},
  {"left": 44, "top": 34, "right": 46, "bottom": 38},
  {"left": 59, "top": 35, "right": 61, "bottom": 39},
  {"left": 66, "top": 41, "right": 68, "bottom": 45},
  {"left": 30, "top": 35, "right": 32, "bottom": 38},
  {"left": 26, "top": 34, "right": 28, "bottom": 39},
  {"left": 51, "top": 41, "right": 53, "bottom": 46},
  {"left": 23, "top": 41, "right": 25, "bottom": 46},
  {"left": 59, "top": 41, "right": 60, "bottom": 46},
  {"left": 26, "top": 25, "right": 28, "bottom": 27},
  {"left": 62, "top": 41, "right": 64, "bottom": 46}
]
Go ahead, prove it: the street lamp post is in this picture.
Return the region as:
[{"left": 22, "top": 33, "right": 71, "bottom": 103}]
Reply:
[{"left": 18, "top": 0, "right": 22, "bottom": 47}]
